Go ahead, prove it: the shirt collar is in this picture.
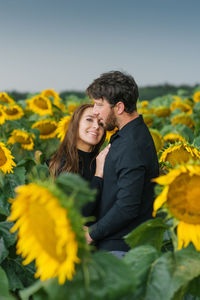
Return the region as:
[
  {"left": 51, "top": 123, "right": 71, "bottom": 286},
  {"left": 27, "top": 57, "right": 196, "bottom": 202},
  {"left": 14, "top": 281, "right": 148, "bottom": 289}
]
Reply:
[{"left": 109, "top": 114, "right": 144, "bottom": 143}]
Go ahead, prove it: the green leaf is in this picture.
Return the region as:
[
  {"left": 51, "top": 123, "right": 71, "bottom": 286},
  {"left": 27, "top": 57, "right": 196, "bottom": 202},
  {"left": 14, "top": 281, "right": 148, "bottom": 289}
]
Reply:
[
  {"left": 143, "top": 246, "right": 200, "bottom": 300},
  {"left": 3, "top": 167, "right": 26, "bottom": 198},
  {"left": 0, "top": 238, "right": 9, "bottom": 264},
  {"left": 124, "top": 245, "right": 160, "bottom": 299},
  {"left": 2, "top": 257, "right": 36, "bottom": 291},
  {"left": 0, "top": 267, "right": 15, "bottom": 300},
  {"left": 0, "top": 193, "right": 10, "bottom": 216},
  {"left": 125, "top": 218, "right": 169, "bottom": 251},
  {"left": 28, "top": 251, "right": 137, "bottom": 300},
  {"left": 0, "top": 221, "right": 16, "bottom": 248},
  {"left": 56, "top": 173, "right": 96, "bottom": 210}
]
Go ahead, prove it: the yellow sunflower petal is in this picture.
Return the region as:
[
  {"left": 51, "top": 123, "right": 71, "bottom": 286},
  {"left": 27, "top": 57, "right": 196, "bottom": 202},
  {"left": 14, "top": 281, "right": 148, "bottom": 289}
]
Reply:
[
  {"left": 153, "top": 186, "right": 169, "bottom": 216},
  {"left": 0, "top": 142, "right": 16, "bottom": 174},
  {"left": 8, "top": 183, "right": 80, "bottom": 284}
]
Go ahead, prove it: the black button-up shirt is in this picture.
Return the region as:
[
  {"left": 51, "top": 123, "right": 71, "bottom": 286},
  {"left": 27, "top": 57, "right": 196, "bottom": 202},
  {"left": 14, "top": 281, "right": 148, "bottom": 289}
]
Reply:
[{"left": 90, "top": 115, "right": 159, "bottom": 251}]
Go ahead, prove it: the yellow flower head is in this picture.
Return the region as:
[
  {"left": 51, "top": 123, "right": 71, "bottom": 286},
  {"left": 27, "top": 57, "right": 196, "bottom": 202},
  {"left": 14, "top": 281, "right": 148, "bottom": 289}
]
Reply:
[
  {"left": 56, "top": 115, "right": 71, "bottom": 141},
  {"left": 163, "top": 133, "right": 187, "bottom": 144},
  {"left": 0, "top": 107, "right": 5, "bottom": 125},
  {"left": 173, "top": 95, "right": 182, "bottom": 102},
  {"left": 105, "top": 127, "right": 118, "bottom": 143},
  {"left": 171, "top": 113, "right": 195, "bottom": 129},
  {"left": 193, "top": 91, "right": 200, "bottom": 103},
  {"left": 3, "top": 104, "right": 24, "bottom": 120},
  {"left": 140, "top": 100, "right": 149, "bottom": 108},
  {"left": 8, "top": 130, "right": 35, "bottom": 150},
  {"left": 149, "top": 128, "right": 164, "bottom": 153},
  {"left": 0, "top": 142, "right": 16, "bottom": 174},
  {"left": 67, "top": 102, "right": 81, "bottom": 114},
  {"left": 8, "top": 183, "right": 80, "bottom": 284},
  {"left": 170, "top": 101, "right": 192, "bottom": 114},
  {"left": 143, "top": 114, "right": 154, "bottom": 127},
  {"left": 154, "top": 106, "right": 171, "bottom": 118},
  {"left": 27, "top": 95, "right": 52, "bottom": 116},
  {"left": 0, "top": 92, "right": 15, "bottom": 105},
  {"left": 41, "top": 89, "right": 61, "bottom": 107},
  {"left": 32, "top": 120, "right": 58, "bottom": 139},
  {"left": 160, "top": 143, "right": 200, "bottom": 168},
  {"left": 153, "top": 164, "right": 200, "bottom": 251}
]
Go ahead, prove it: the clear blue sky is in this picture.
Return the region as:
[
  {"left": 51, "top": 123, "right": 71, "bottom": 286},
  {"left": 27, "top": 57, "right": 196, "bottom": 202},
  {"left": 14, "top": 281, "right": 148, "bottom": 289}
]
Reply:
[{"left": 0, "top": 0, "right": 200, "bottom": 92}]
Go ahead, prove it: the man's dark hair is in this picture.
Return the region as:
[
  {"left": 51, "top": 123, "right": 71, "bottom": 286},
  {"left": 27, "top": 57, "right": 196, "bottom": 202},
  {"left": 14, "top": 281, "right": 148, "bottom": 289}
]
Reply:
[{"left": 86, "top": 71, "right": 139, "bottom": 113}]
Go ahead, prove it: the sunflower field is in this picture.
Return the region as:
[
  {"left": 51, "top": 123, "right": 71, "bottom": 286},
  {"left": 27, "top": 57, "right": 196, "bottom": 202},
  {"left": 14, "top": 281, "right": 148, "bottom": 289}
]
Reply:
[{"left": 1, "top": 88, "right": 200, "bottom": 300}]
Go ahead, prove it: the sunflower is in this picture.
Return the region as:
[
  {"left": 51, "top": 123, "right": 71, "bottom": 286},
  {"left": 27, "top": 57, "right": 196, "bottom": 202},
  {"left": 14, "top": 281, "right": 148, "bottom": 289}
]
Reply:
[
  {"left": 163, "top": 133, "right": 187, "bottom": 144},
  {"left": 8, "top": 130, "right": 35, "bottom": 150},
  {"left": 56, "top": 116, "right": 71, "bottom": 141},
  {"left": 27, "top": 95, "right": 52, "bottom": 116},
  {"left": 140, "top": 100, "right": 149, "bottom": 108},
  {"left": 154, "top": 106, "right": 171, "bottom": 117},
  {"left": 41, "top": 89, "right": 61, "bottom": 107},
  {"left": 170, "top": 101, "right": 192, "bottom": 114},
  {"left": 171, "top": 113, "right": 195, "bottom": 129},
  {"left": 193, "top": 91, "right": 200, "bottom": 103},
  {"left": 143, "top": 114, "right": 154, "bottom": 127},
  {"left": 0, "top": 142, "right": 16, "bottom": 174},
  {"left": 173, "top": 95, "right": 182, "bottom": 102},
  {"left": 105, "top": 127, "right": 118, "bottom": 143},
  {"left": 0, "top": 92, "right": 15, "bottom": 104},
  {"left": 160, "top": 143, "right": 200, "bottom": 168},
  {"left": 3, "top": 104, "right": 24, "bottom": 120},
  {"left": 8, "top": 183, "right": 80, "bottom": 284},
  {"left": 32, "top": 120, "right": 58, "bottom": 139},
  {"left": 0, "top": 107, "right": 5, "bottom": 125},
  {"left": 149, "top": 129, "right": 164, "bottom": 153},
  {"left": 67, "top": 102, "right": 81, "bottom": 114},
  {"left": 153, "top": 164, "right": 200, "bottom": 251}
]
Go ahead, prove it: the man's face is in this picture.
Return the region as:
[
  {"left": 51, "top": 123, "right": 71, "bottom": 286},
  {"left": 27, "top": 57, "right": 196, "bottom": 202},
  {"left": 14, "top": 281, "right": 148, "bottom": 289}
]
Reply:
[{"left": 93, "top": 98, "right": 117, "bottom": 131}]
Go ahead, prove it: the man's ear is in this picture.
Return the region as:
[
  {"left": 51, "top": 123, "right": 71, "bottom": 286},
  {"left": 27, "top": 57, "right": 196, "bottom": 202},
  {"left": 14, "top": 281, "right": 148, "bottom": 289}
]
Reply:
[{"left": 115, "top": 101, "right": 125, "bottom": 115}]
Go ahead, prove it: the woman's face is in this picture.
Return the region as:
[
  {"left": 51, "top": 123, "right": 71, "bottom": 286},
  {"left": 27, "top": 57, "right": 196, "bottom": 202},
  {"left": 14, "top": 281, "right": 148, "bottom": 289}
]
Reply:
[{"left": 77, "top": 107, "right": 104, "bottom": 152}]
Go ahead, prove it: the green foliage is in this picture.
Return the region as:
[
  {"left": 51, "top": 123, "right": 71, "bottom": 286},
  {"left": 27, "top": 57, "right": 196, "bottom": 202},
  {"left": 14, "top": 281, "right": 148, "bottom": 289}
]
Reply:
[
  {"left": 125, "top": 218, "right": 169, "bottom": 251},
  {"left": 0, "top": 267, "right": 15, "bottom": 300}
]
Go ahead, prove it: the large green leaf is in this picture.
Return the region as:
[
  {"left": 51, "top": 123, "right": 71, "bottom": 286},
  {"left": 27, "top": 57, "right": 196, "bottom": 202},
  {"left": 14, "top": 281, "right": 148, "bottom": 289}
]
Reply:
[
  {"left": 125, "top": 218, "right": 169, "bottom": 251},
  {"left": 0, "top": 238, "right": 9, "bottom": 264},
  {"left": 0, "top": 221, "right": 16, "bottom": 248},
  {"left": 2, "top": 257, "right": 36, "bottom": 291},
  {"left": 124, "top": 245, "right": 160, "bottom": 299},
  {"left": 21, "top": 251, "right": 137, "bottom": 300},
  {"left": 3, "top": 167, "right": 26, "bottom": 198},
  {"left": 144, "top": 246, "right": 200, "bottom": 300},
  {"left": 0, "top": 193, "right": 10, "bottom": 216},
  {"left": 0, "top": 267, "right": 15, "bottom": 300}
]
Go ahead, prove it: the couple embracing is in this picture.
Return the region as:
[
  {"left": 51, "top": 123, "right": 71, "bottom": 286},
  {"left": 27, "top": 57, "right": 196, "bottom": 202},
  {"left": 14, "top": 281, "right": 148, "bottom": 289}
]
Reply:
[{"left": 49, "top": 71, "right": 159, "bottom": 258}]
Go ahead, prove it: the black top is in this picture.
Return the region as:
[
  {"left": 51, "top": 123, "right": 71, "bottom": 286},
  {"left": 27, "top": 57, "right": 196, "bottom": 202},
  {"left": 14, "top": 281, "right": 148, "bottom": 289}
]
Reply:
[
  {"left": 90, "top": 115, "right": 159, "bottom": 252},
  {"left": 58, "top": 149, "right": 103, "bottom": 218}
]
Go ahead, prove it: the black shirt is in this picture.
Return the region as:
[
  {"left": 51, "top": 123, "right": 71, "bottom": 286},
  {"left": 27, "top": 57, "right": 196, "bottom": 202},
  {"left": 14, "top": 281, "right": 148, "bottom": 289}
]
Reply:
[
  {"left": 90, "top": 115, "right": 159, "bottom": 251},
  {"left": 58, "top": 149, "right": 102, "bottom": 218}
]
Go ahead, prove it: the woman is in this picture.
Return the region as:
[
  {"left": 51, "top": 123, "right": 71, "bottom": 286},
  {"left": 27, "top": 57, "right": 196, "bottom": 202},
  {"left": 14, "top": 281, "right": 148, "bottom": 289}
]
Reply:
[{"left": 49, "top": 103, "right": 109, "bottom": 217}]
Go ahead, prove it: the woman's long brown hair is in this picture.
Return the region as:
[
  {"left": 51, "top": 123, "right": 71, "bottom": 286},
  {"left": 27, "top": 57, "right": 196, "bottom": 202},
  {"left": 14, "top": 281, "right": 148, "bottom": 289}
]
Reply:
[{"left": 49, "top": 103, "right": 106, "bottom": 177}]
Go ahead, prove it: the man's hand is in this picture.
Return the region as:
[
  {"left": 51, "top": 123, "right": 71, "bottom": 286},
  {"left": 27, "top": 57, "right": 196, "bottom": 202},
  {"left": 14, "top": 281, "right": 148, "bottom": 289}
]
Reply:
[{"left": 83, "top": 226, "right": 93, "bottom": 244}]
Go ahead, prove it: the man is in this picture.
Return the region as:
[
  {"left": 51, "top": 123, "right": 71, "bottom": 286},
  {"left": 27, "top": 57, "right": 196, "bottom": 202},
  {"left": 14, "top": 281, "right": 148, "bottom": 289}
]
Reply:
[{"left": 85, "top": 70, "right": 159, "bottom": 257}]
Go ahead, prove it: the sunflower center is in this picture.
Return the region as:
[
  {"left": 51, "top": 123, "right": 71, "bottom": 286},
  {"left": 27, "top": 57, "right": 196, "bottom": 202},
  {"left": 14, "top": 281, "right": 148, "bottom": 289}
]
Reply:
[
  {"left": 5, "top": 108, "right": 18, "bottom": 115},
  {"left": 0, "top": 96, "right": 9, "bottom": 103},
  {"left": 0, "top": 148, "right": 7, "bottom": 167},
  {"left": 14, "top": 135, "right": 31, "bottom": 145},
  {"left": 38, "top": 123, "right": 57, "bottom": 135},
  {"left": 35, "top": 97, "right": 48, "bottom": 109},
  {"left": 29, "top": 201, "right": 66, "bottom": 262},
  {"left": 168, "top": 173, "right": 200, "bottom": 224},
  {"left": 166, "top": 146, "right": 194, "bottom": 167}
]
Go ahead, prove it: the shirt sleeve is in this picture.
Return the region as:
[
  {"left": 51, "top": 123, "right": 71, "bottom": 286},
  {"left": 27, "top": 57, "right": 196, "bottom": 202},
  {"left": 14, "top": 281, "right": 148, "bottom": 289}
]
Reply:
[{"left": 90, "top": 142, "right": 145, "bottom": 240}]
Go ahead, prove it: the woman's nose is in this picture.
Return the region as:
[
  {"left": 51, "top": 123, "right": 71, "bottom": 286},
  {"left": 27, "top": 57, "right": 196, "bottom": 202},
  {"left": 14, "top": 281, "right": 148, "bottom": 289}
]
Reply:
[{"left": 93, "top": 120, "right": 99, "bottom": 129}]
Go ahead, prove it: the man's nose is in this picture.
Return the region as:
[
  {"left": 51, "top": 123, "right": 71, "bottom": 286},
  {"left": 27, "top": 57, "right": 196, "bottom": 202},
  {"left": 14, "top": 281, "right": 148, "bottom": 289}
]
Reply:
[{"left": 93, "top": 105, "right": 99, "bottom": 116}]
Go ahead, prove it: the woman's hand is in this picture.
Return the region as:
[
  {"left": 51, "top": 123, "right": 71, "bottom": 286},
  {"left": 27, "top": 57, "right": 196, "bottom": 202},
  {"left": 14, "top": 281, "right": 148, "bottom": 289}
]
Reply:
[{"left": 95, "top": 144, "right": 111, "bottom": 178}]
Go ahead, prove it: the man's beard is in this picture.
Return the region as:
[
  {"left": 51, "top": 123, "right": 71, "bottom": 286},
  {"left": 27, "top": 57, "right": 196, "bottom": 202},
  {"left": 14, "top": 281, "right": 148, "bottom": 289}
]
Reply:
[{"left": 104, "top": 109, "right": 118, "bottom": 131}]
